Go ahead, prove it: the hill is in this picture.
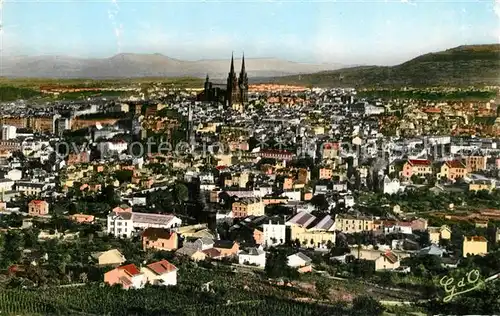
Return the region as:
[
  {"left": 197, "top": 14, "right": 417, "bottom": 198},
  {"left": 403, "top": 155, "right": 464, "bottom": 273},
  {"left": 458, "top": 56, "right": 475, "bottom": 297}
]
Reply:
[
  {"left": 0, "top": 54, "right": 344, "bottom": 79},
  {"left": 267, "top": 44, "right": 500, "bottom": 87}
]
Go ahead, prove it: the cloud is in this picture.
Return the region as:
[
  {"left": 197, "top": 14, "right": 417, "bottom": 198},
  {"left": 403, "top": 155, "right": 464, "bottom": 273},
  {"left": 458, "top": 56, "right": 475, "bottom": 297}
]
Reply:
[
  {"left": 108, "top": 0, "right": 122, "bottom": 53},
  {"left": 401, "top": 0, "right": 417, "bottom": 6},
  {"left": 493, "top": 0, "right": 500, "bottom": 42},
  {"left": 494, "top": 0, "right": 500, "bottom": 18}
]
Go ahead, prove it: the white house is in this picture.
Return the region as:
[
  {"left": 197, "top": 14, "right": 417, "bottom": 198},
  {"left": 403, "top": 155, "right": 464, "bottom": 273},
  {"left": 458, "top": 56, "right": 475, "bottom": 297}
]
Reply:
[
  {"left": 384, "top": 223, "right": 413, "bottom": 235},
  {"left": 106, "top": 209, "right": 182, "bottom": 238},
  {"left": 0, "top": 179, "right": 15, "bottom": 192},
  {"left": 6, "top": 169, "right": 22, "bottom": 181},
  {"left": 262, "top": 219, "right": 286, "bottom": 247},
  {"left": 282, "top": 190, "right": 301, "bottom": 201},
  {"left": 1, "top": 125, "right": 17, "bottom": 140},
  {"left": 332, "top": 182, "right": 348, "bottom": 192},
  {"left": 141, "top": 259, "right": 177, "bottom": 286},
  {"left": 344, "top": 195, "right": 355, "bottom": 208},
  {"left": 107, "top": 211, "right": 134, "bottom": 238},
  {"left": 365, "top": 105, "right": 385, "bottom": 116},
  {"left": 99, "top": 140, "right": 128, "bottom": 156},
  {"left": 383, "top": 176, "right": 401, "bottom": 195},
  {"left": 199, "top": 172, "right": 215, "bottom": 183},
  {"left": 374, "top": 251, "right": 401, "bottom": 271},
  {"left": 238, "top": 247, "right": 266, "bottom": 267},
  {"left": 287, "top": 252, "right": 312, "bottom": 268}
]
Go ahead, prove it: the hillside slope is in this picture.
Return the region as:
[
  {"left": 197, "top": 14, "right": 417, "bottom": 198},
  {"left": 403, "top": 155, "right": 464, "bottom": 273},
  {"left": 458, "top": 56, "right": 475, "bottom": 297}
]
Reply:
[
  {"left": 269, "top": 44, "right": 500, "bottom": 87},
  {"left": 0, "top": 54, "right": 344, "bottom": 79}
]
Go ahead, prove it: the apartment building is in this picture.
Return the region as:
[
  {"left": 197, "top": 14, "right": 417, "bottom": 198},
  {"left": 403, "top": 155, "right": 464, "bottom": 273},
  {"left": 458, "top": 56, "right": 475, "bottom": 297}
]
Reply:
[
  {"left": 463, "top": 236, "right": 488, "bottom": 257},
  {"left": 262, "top": 218, "right": 286, "bottom": 247},
  {"left": 287, "top": 212, "right": 336, "bottom": 248},
  {"left": 232, "top": 198, "right": 265, "bottom": 218},
  {"left": 28, "top": 200, "right": 49, "bottom": 217},
  {"left": 439, "top": 160, "right": 467, "bottom": 181},
  {"left": 142, "top": 228, "right": 178, "bottom": 251},
  {"left": 334, "top": 214, "right": 374, "bottom": 234},
  {"left": 402, "top": 159, "right": 432, "bottom": 178},
  {"left": 107, "top": 207, "right": 182, "bottom": 238},
  {"left": 464, "top": 156, "right": 487, "bottom": 173}
]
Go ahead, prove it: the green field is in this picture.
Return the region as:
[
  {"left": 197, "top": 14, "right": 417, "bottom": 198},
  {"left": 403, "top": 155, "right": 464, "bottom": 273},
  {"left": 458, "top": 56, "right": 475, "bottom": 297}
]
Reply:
[{"left": 0, "top": 77, "right": 203, "bottom": 89}]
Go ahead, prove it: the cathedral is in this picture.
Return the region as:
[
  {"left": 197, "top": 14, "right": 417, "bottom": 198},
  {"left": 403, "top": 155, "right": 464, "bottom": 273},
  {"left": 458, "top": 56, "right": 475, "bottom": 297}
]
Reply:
[{"left": 197, "top": 53, "right": 248, "bottom": 111}]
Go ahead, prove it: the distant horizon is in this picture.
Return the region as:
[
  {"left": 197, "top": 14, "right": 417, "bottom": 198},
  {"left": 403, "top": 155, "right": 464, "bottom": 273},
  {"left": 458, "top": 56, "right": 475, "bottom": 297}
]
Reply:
[
  {"left": 3, "top": 42, "right": 498, "bottom": 67},
  {"left": 3, "top": 0, "right": 498, "bottom": 65}
]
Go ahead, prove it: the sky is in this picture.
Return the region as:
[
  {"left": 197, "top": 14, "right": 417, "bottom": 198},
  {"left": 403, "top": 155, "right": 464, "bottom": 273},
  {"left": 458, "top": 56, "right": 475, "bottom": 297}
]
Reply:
[{"left": 1, "top": 0, "right": 499, "bottom": 65}]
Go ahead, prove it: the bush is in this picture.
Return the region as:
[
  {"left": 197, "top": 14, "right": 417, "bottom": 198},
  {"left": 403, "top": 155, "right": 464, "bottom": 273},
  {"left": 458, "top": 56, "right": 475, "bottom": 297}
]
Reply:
[{"left": 351, "top": 295, "right": 384, "bottom": 316}]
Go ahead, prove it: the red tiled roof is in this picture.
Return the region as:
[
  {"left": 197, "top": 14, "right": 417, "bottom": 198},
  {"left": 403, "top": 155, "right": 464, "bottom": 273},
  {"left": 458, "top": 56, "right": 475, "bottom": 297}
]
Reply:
[
  {"left": 408, "top": 159, "right": 431, "bottom": 166},
  {"left": 323, "top": 142, "right": 339, "bottom": 150},
  {"left": 142, "top": 228, "right": 175, "bottom": 240},
  {"left": 397, "top": 221, "right": 413, "bottom": 227},
  {"left": 202, "top": 248, "right": 221, "bottom": 258},
  {"left": 30, "top": 200, "right": 46, "bottom": 205},
  {"left": 445, "top": 160, "right": 465, "bottom": 169},
  {"left": 119, "top": 276, "right": 132, "bottom": 286},
  {"left": 383, "top": 251, "right": 399, "bottom": 264},
  {"left": 465, "top": 236, "right": 487, "bottom": 242},
  {"left": 424, "top": 108, "right": 441, "bottom": 113},
  {"left": 147, "top": 260, "right": 177, "bottom": 275},
  {"left": 118, "top": 264, "right": 141, "bottom": 276}
]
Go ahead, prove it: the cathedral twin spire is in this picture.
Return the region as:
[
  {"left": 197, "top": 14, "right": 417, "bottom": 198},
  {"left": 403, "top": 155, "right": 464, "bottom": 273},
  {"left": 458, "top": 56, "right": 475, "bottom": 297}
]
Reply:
[
  {"left": 228, "top": 52, "right": 247, "bottom": 88},
  {"left": 226, "top": 52, "right": 248, "bottom": 108}
]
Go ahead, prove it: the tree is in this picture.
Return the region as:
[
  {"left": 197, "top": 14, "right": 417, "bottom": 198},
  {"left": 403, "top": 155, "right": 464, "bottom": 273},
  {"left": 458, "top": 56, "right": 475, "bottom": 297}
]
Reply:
[
  {"left": 114, "top": 170, "right": 133, "bottom": 183},
  {"left": 265, "top": 249, "right": 288, "bottom": 279},
  {"left": 99, "top": 185, "right": 119, "bottom": 206},
  {"left": 264, "top": 249, "right": 298, "bottom": 281},
  {"left": 315, "top": 279, "right": 331, "bottom": 299},
  {"left": 310, "top": 194, "right": 329, "bottom": 211},
  {"left": 351, "top": 295, "right": 384, "bottom": 316},
  {"left": 326, "top": 240, "right": 333, "bottom": 249},
  {"left": 173, "top": 183, "right": 189, "bottom": 205},
  {"left": 1, "top": 231, "right": 23, "bottom": 268}
]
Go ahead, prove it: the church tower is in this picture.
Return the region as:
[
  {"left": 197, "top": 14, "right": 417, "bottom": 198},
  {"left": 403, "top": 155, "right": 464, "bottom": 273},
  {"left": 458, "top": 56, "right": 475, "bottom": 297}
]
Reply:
[
  {"left": 226, "top": 53, "right": 239, "bottom": 109},
  {"left": 238, "top": 53, "right": 249, "bottom": 107}
]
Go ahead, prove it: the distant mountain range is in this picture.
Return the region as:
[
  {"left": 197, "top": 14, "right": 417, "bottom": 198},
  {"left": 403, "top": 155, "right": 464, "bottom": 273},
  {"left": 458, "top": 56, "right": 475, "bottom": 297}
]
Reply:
[
  {"left": 0, "top": 54, "right": 345, "bottom": 79},
  {"left": 266, "top": 44, "right": 500, "bottom": 87}
]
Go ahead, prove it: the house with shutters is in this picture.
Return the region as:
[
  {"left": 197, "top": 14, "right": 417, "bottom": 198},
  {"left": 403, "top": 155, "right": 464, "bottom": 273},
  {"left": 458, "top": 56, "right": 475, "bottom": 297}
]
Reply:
[
  {"left": 402, "top": 159, "right": 432, "bottom": 179},
  {"left": 107, "top": 206, "right": 181, "bottom": 238},
  {"left": 28, "top": 200, "right": 49, "bottom": 217},
  {"left": 439, "top": 160, "right": 467, "bottom": 181},
  {"left": 374, "top": 251, "right": 401, "bottom": 271},
  {"left": 238, "top": 246, "right": 266, "bottom": 267},
  {"left": 463, "top": 236, "right": 488, "bottom": 257},
  {"left": 428, "top": 225, "right": 451, "bottom": 245},
  {"left": 142, "top": 228, "right": 178, "bottom": 251}
]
